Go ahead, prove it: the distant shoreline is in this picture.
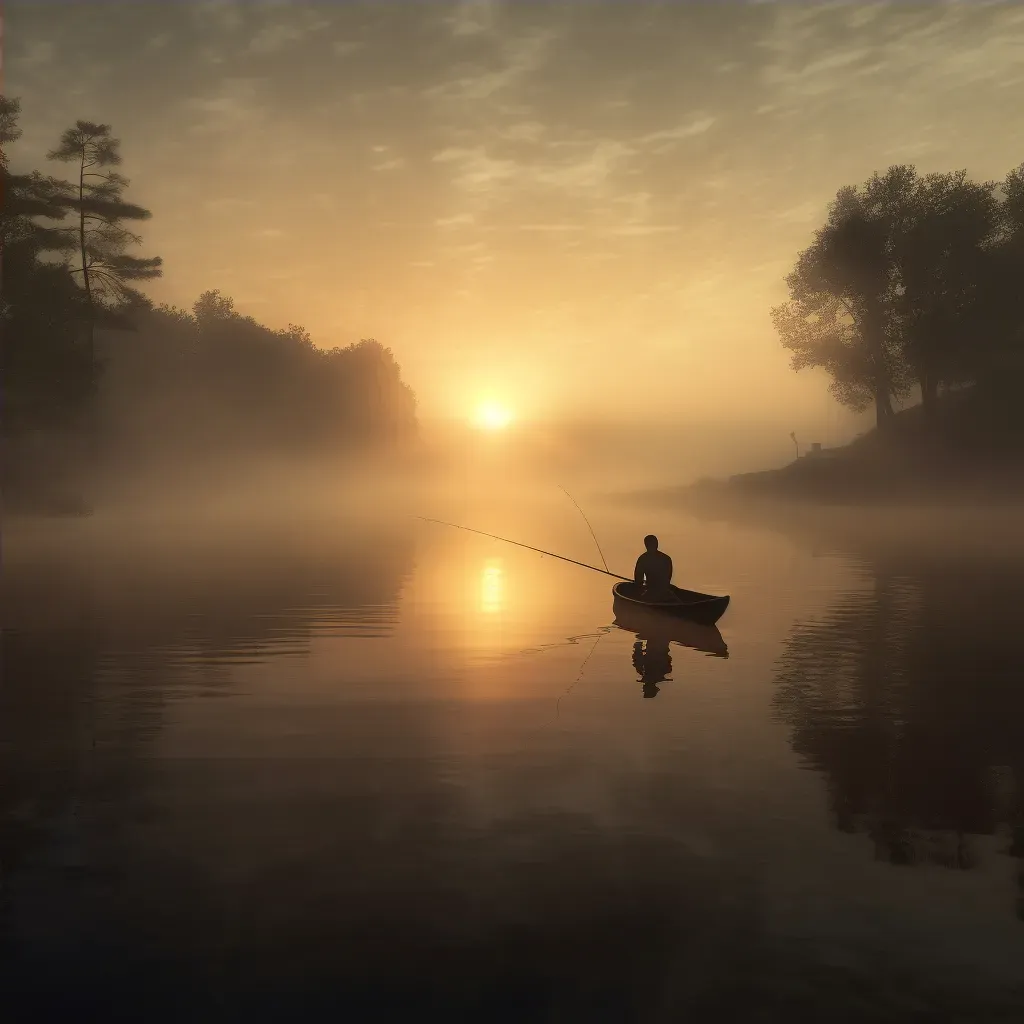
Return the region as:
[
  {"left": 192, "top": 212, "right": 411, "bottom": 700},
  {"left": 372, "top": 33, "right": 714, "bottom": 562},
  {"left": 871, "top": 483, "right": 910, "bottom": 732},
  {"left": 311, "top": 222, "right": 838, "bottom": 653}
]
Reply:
[
  {"left": 610, "top": 482, "right": 1024, "bottom": 567},
  {"left": 618, "top": 386, "right": 1024, "bottom": 519}
]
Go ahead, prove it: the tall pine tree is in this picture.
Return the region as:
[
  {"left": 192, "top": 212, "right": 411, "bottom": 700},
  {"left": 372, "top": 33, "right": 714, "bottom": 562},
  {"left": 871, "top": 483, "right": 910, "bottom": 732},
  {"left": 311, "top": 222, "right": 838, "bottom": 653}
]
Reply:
[
  {"left": 47, "top": 121, "right": 162, "bottom": 363},
  {"left": 2, "top": 96, "right": 92, "bottom": 437}
]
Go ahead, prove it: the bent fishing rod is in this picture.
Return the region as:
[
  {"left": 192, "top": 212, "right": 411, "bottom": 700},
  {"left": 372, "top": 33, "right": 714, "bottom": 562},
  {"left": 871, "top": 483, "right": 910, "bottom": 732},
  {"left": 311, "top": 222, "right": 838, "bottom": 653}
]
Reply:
[
  {"left": 558, "top": 486, "right": 610, "bottom": 574},
  {"left": 412, "top": 516, "right": 631, "bottom": 582}
]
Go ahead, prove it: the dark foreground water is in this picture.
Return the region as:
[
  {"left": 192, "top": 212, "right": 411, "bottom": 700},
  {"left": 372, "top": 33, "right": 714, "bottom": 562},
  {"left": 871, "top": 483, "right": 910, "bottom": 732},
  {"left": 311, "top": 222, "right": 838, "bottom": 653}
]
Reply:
[{"left": 3, "top": 499, "right": 1024, "bottom": 1022}]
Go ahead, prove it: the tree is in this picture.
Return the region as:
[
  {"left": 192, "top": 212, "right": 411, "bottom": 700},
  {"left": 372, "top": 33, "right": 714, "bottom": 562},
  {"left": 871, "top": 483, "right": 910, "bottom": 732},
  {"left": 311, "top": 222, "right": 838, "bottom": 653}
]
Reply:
[
  {"left": 772, "top": 167, "right": 921, "bottom": 428},
  {"left": 893, "top": 170, "right": 1001, "bottom": 414},
  {"left": 108, "top": 292, "right": 417, "bottom": 455},
  {"left": 46, "top": 120, "right": 162, "bottom": 365},
  {"left": 1, "top": 97, "right": 91, "bottom": 437},
  {"left": 986, "top": 163, "right": 1024, "bottom": 384},
  {"left": 775, "top": 163, "right": 1024, "bottom": 428},
  {"left": 1, "top": 96, "right": 74, "bottom": 264}
]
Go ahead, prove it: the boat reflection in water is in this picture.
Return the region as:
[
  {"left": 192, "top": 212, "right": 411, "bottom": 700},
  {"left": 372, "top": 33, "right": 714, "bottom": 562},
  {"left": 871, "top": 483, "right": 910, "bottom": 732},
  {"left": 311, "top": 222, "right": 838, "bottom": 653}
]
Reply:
[{"left": 612, "top": 592, "right": 729, "bottom": 698}]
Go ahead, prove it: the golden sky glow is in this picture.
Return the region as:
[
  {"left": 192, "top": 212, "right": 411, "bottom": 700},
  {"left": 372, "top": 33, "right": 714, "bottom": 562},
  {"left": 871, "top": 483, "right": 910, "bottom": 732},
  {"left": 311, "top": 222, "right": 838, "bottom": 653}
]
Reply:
[
  {"left": 6, "top": 1, "right": 1023, "bottom": 425},
  {"left": 474, "top": 400, "right": 513, "bottom": 431}
]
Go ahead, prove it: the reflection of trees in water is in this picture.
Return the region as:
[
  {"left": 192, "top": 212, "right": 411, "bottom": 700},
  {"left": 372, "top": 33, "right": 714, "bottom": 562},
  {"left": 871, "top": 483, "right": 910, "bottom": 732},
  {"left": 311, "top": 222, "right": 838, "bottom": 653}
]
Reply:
[
  {"left": 774, "top": 556, "right": 1024, "bottom": 915},
  {"left": 0, "top": 525, "right": 414, "bottom": 898}
]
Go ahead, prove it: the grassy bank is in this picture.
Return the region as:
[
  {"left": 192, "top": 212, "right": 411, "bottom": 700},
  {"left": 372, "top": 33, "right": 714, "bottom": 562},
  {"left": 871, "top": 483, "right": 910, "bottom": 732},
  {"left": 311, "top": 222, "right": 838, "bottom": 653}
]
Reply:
[{"left": 642, "top": 386, "right": 1024, "bottom": 513}]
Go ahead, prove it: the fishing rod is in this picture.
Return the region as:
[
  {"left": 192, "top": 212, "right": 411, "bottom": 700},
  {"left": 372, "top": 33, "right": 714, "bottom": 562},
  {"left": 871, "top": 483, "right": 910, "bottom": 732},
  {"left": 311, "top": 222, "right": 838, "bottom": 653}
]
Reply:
[
  {"left": 412, "top": 516, "right": 631, "bottom": 581},
  {"left": 559, "top": 486, "right": 610, "bottom": 574}
]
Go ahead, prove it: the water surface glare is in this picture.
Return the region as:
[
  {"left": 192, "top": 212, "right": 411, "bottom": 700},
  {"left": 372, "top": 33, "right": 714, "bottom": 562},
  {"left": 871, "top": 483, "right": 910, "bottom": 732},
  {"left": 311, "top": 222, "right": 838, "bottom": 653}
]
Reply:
[{"left": 4, "top": 504, "right": 1024, "bottom": 1020}]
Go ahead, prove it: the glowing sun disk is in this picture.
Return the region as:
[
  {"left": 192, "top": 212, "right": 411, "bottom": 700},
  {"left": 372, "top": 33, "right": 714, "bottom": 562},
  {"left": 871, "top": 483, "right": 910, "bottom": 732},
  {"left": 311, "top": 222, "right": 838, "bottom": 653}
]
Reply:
[{"left": 474, "top": 401, "right": 513, "bottom": 430}]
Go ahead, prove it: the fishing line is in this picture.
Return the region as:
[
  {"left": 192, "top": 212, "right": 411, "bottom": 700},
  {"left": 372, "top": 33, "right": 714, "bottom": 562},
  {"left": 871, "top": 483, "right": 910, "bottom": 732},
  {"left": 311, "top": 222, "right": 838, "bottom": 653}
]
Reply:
[
  {"left": 556, "top": 627, "right": 610, "bottom": 718},
  {"left": 558, "top": 485, "right": 610, "bottom": 574}
]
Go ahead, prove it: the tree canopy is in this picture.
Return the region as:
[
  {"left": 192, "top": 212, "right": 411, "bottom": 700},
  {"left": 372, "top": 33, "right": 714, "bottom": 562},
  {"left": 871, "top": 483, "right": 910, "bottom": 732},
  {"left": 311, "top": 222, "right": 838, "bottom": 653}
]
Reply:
[
  {"left": 2, "top": 96, "right": 417, "bottom": 509},
  {"left": 773, "top": 163, "right": 1024, "bottom": 427}
]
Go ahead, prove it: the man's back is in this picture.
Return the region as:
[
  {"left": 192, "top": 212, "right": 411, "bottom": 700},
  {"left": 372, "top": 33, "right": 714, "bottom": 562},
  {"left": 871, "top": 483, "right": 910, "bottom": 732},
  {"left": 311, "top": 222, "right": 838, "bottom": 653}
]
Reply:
[{"left": 635, "top": 549, "right": 673, "bottom": 592}]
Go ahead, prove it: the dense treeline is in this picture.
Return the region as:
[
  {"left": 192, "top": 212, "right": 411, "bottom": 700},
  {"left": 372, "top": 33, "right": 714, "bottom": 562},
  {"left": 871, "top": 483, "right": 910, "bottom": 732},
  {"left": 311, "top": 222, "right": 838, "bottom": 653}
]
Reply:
[
  {"left": 2, "top": 96, "right": 416, "bottom": 506},
  {"left": 773, "top": 164, "right": 1024, "bottom": 428},
  {"left": 97, "top": 294, "right": 416, "bottom": 462}
]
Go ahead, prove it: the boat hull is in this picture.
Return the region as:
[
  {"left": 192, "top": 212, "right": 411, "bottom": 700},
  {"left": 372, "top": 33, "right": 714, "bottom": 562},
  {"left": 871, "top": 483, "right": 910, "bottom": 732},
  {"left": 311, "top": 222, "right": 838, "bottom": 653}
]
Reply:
[{"left": 611, "top": 581, "right": 730, "bottom": 626}]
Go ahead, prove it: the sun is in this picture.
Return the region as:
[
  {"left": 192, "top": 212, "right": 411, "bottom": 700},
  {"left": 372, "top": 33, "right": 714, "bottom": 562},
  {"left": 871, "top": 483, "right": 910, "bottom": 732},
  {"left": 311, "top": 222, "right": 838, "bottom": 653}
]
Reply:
[{"left": 474, "top": 401, "right": 513, "bottom": 431}]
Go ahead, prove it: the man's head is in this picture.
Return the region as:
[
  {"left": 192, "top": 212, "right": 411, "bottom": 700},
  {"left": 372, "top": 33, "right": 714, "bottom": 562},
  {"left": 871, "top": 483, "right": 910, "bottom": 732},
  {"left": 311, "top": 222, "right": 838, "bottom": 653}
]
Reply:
[{"left": 644, "top": 534, "right": 658, "bottom": 551}]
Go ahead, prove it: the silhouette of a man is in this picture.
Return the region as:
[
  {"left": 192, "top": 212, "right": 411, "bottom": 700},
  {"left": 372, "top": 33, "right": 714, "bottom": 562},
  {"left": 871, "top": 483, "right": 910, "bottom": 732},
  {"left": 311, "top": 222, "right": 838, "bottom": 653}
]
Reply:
[{"left": 634, "top": 534, "right": 673, "bottom": 598}]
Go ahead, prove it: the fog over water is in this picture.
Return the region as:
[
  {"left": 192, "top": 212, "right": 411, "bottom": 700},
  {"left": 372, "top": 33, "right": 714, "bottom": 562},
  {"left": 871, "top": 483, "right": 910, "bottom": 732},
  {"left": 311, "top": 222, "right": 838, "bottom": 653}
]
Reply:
[{"left": 5, "top": 469, "right": 1024, "bottom": 1018}]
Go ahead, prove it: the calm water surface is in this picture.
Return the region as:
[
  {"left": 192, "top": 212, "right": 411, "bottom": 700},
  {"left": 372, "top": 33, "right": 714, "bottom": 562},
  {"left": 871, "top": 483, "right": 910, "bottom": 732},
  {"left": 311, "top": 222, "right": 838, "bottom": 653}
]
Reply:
[{"left": 3, "top": 498, "right": 1024, "bottom": 1021}]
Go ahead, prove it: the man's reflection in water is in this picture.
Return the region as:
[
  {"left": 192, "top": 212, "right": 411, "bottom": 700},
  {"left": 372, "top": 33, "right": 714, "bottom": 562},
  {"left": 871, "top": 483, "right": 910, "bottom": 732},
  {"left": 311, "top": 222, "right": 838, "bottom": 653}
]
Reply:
[{"left": 632, "top": 638, "right": 672, "bottom": 698}]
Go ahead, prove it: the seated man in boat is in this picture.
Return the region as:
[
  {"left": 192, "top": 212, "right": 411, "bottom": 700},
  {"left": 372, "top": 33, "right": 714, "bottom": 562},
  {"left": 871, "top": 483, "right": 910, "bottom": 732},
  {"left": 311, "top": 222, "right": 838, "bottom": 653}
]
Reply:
[{"left": 634, "top": 535, "right": 673, "bottom": 599}]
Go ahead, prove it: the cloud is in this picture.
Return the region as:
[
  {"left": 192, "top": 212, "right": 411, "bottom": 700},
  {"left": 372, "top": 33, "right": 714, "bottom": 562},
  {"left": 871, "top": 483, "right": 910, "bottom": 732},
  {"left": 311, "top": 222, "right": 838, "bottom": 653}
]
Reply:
[
  {"left": 13, "top": 40, "right": 55, "bottom": 70},
  {"left": 332, "top": 40, "right": 366, "bottom": 57},
  {"left": 425, "top": 26, "right": 559, "bottom": 103},
  {"left": 185, "top": 77, "right": 265, "bottom": 134},
  {"left": 191, "top": 0, "right": 245, "bottom": 35},
  {"left": 756, "top": 0, "right": 1024, "bottom": 109},
  {"left": 247, "top": 23, "right": 309, "bottom": 55},
  {"left": 204, "top": 197, "right": 258, "bottom": 213},
  {"left": 772, "top": 199, "right": 826, "bottom": 226},
  {"left": 517, "top": 224, "right": 580, "bottom": 233},
  {"left": 431, "top": 135, "right": 638, "bottom": 228},
  {"left": 435, "top": 213, "right": 476, "bottom": 229},
  {"left": 499, "top": 121, "right": 546, "bottom": 143},
  {"left": 433, "top": 147, "right": 519, "bottom": 192},
  {"left": 444, "top": 0, "right": 501, "bottom": 38},
  {"left": 607, "top": 225, "right": 679, "bottom": 237},
  {"left": 533, "top": 139, "right": 635, "bottom": 193},
  {"left": 639, "top": 117, "right": 716, "bottom": 147}
]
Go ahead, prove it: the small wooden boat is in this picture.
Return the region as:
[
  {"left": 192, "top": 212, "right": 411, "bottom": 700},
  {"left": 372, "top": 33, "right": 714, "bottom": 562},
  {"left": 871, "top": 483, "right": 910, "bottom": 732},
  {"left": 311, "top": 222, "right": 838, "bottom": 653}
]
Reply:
[{"left": 611, "top": 581, "right": 730, "bottom": 626}]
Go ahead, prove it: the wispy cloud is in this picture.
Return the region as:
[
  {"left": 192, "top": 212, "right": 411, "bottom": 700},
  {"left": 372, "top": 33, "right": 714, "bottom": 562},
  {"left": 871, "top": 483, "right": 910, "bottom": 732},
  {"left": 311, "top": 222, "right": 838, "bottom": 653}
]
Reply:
[
  {"left": 639, "top": 117, "right": 716, "bottom": 148},
  {"left": 433, "top": 147, "right": 519, "bottom": 192},
  {"left": 425, "top": 25, "right": 559, "bottom": 103},
  {"left": 443, "top": 0, "right": 501, "bottom": 39},
  {"left": 517, "top": 223, "right": 580, "bottom": 233},
  {"left": 14, "top": 40, "right": 55, "bottom": 70},
  {"left": 185, "top": 77, "right": 265, "bottom": 134},
  {"left": 435, "top": 213, "right": 476, "bottom": 229},
  {"left": 248, "top": 21, "right": 322, "bottom": 55},
  {"left": 333, "top": 40, "right": 366, "bottom": 57},
  {"left": 204, "top": 197, "right": 258, "bottom": 213}
]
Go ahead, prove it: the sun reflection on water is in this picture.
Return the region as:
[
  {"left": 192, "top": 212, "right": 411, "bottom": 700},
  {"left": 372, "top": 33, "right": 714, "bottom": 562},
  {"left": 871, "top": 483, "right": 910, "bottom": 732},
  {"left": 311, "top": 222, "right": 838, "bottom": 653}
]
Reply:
[{"left": 480, "top": 559, "right": 505, "bottom": 615}]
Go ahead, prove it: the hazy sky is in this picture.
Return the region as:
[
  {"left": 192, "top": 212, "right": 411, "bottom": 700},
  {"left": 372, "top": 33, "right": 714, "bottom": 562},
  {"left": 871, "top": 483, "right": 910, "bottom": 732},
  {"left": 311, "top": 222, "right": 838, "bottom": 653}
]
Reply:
[{"left": 6, "top": 1, "right": 1024, "bottom": 425}]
